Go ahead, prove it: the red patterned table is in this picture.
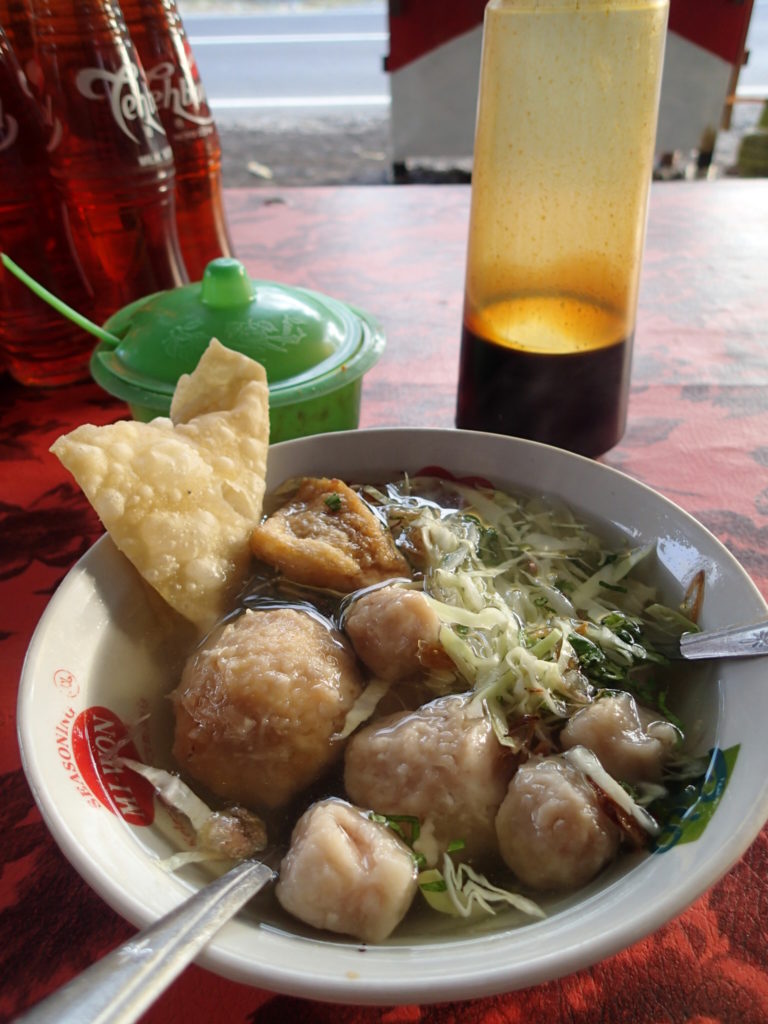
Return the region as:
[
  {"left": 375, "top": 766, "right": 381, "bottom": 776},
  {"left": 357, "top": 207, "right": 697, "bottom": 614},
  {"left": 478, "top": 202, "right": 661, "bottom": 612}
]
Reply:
[{"left": 2, "top": 180, "right": 767, "bottom": 1023}]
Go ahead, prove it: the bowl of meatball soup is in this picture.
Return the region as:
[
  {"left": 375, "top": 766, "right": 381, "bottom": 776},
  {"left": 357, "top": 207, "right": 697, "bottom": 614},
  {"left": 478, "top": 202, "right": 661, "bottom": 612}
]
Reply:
[{"left": 18, "top": 427, "right": 768, "bottom": 1005}]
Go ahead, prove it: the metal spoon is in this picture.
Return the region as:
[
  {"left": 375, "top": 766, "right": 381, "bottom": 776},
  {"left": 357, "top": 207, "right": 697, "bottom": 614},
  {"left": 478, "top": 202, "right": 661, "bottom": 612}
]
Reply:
[
  {"left": 666, "top": 620, "right": 768, "bottom": 660},
  {"left": 15, "top": 858, "right": 276, "bottom": 1024}
]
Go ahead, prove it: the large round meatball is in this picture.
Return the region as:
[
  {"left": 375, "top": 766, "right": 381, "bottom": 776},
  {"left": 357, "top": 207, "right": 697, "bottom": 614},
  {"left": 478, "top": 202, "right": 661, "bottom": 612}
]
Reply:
[
  {"left": 344, "top": 585, "right": 441, "bottom": 682},
  {"left": 172, "top": 608, "right": 364, "bottom": 809},
  {"left": 344, "top": 694, "right": 513, "bottom": 865},
  {"left": 495, "top": 755, "right": 620, "bottom": 891},
  {"left": 276, "top": 798, "right": 418, "bottom": 943},
  {"left": 560, "top": 692, "right": 678, "bottom": 783}
]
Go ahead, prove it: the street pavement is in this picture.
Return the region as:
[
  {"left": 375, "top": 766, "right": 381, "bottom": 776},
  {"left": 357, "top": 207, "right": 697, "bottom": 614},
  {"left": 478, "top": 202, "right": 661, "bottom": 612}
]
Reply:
[
  {"left": 216, "top": 102, "right": 763, "bottom": 188},
  {"left": 182, "top": 0, "right": 767, "bottom": 187}
]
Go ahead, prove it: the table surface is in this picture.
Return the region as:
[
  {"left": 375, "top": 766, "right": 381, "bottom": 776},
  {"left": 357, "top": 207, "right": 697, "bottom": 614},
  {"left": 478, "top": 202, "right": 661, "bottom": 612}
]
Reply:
[{"left": 2, "top": 179, "right": 768, "bottom": 1024}]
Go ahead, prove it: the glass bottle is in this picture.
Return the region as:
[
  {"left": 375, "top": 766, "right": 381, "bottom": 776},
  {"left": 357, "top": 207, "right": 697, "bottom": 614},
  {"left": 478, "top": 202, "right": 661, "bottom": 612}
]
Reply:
[
  {"left": 26, "top": 0, "right": 188, "bottom": 324},
  {"left": 456, "top": 0, "right": 669, "bottom": 458},
  {"left": 0, "top": 26, "right": 94, "bottom": 385},
  {"left": 121, "top": 0, "right": 234, "bottom": 280}
]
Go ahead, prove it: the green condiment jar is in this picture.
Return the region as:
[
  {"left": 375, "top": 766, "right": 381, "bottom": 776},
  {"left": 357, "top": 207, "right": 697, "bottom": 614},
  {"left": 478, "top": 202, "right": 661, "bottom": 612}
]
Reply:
[{"left": 90, "top": 257, "right": 385, "bottom": 443}]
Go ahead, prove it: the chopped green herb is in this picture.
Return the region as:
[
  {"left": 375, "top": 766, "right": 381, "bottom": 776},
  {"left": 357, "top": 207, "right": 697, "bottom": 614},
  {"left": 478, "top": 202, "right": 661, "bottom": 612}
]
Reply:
[
  {"left": 569, "top": 633, "right": 626, "bottom": 684},
  {"left": 370, "top": 812, "right": 426, "bottom": 868},
  {"left": 602, "top": 612, "right": 644, "bottom": 645},
  {"left": 420, "top": 877, "right": 448, "bottom": 893},
  {"left": 477, "top": 526, "right": 503, "bottom": 566},
  {"left": 369, "top": 811, "right": 421, "bottom": 846},
  {"left": 324, "top": 493, "right": 343, "bottom": 512}
]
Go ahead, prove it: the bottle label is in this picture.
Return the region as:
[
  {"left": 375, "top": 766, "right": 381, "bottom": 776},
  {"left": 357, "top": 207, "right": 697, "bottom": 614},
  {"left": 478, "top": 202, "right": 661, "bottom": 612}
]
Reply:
[
  {"left": 146, "top": 61, "right": 214, "bottom": 127},
  {"left": 75, "top": 62, "right": 166, "bottom": 145}
]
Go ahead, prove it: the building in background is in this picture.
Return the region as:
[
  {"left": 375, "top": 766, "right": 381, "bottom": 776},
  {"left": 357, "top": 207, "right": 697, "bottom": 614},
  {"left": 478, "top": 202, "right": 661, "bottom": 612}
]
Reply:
[{"left": 385, "top": 0, "right": 756, "bottom": 177}]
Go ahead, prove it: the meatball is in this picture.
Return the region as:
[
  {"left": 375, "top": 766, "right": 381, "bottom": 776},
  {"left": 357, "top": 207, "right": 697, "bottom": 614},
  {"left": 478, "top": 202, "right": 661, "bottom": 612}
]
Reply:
[
  {"left": 344, "top": 585, "right": 441, "bottom": 682},
  {"left": 250, "top": 477, "right": 410, "bottom": 592},
  {"left": 172, "top": 608, "right": 363, "bottom": 809},
  {"left": 560, "top": 692, "right": 678, "bottom": 784},
  {"left": 495, "top": 755, "right": 620, "bottom": 891},
  {"left": 276, "top": 798, "right": 418, "bottom": 943},
  {"left": 344, "top": 694, "right": 513, "bottom": 865}
]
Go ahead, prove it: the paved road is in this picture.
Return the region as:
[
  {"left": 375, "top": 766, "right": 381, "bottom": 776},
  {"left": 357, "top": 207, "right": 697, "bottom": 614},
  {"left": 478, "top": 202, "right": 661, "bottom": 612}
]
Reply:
[
  {"left": 182, "top": 3, "right": 389, "bottom": 125},
  {"left": 181, "top": 0, "right": 768, "bottom": 186},
  {"left": 182, "top": 0, "right": 767, "bottom": 127}
]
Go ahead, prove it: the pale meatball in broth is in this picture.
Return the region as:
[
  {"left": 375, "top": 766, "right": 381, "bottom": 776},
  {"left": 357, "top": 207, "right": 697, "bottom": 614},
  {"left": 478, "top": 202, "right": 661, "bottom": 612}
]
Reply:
[
  {"left": 276, "top": 798, "right": 418, "bottom": 943},
  {"left": 172, "top": 607, "right": 363, "bottom": 809},
  {"left": 560, "top": 692, "right": 679, "bottom": 784},
  {"left": 343, "top": 585, "right": 441, "bottom": 682},
  {"left": 495, "top": 755, "right": 621, "bottom": 891},
  {"left": 344, "top": 693, "right": 513, "bottom": 865}
]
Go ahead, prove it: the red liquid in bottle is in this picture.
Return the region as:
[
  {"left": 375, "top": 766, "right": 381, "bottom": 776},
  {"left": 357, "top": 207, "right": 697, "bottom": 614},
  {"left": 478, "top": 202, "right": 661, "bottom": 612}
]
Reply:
[
  {"left": 121, "top": 0, "right": 234, "bottom": 280},
  {"left": 0, "top": 27, "right": 94, "bottom": 385},
  {"left": 27, "top": 0, "right": 188, "bottom": 324}
]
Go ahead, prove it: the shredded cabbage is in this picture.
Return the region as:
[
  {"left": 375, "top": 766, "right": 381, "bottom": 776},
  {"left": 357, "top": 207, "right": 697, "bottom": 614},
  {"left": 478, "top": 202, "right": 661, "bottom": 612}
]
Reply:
[
  {"left": 419, "top": 856, "right": 545, "bottom": 920},
  {"left": 563, "top": 746, "right": 661, "bottom": 837},
  {"left": 121, "top": 758, "right": 268, "bottom": 863},
  {"left": 377, "top": 478, "right": 694, "bottom": 750},
  {"left": 122, "top": 758, "right": 213, "bottom": 831},
  {"left": 334, "top": 677, "right": 392, "bottom": 740}
]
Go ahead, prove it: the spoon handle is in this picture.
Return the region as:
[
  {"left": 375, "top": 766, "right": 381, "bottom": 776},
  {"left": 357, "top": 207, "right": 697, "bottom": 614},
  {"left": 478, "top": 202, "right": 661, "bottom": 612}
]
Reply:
[
  {"left": 16, "top": 859, "right": 276, "bottom": 1024},
  {"left": 680, "top": 620, "right": 768, "bottom": 659}
]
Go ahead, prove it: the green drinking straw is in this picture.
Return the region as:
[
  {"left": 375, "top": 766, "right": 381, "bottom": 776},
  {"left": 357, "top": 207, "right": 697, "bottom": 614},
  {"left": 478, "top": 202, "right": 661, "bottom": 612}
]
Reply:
[{"left": 0, "top": 251, "right": 120, "bottom": 346}]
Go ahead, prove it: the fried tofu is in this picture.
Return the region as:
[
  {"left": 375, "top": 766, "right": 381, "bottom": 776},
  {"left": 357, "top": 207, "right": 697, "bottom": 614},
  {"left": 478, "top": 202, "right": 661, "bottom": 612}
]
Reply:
[{"left": 250, "top": 477, "right": 410, "bottom": 592}]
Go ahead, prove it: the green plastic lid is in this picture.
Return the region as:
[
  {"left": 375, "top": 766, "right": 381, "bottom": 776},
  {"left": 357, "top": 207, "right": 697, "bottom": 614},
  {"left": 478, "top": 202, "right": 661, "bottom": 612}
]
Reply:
[{"left": 89, "top": 258, "right": 385, "bottom": 416}]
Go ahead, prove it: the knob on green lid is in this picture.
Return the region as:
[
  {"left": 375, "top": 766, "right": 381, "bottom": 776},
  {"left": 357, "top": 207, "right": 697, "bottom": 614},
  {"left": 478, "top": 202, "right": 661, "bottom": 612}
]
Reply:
[{"left": 200, "top": 257, "right": 255, "bottom": 309}]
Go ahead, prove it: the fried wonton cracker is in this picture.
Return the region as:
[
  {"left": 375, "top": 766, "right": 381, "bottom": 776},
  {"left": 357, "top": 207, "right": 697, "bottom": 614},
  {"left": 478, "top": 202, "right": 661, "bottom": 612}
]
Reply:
[{"left": 51, "top": 339, "right": 269, "bottom": 632}]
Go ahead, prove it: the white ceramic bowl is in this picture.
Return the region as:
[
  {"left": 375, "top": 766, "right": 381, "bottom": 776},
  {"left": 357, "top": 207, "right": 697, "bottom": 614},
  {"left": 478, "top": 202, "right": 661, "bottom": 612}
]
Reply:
[{"left": 18, "top": 428, "right": 768, "bottom": 1005}]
